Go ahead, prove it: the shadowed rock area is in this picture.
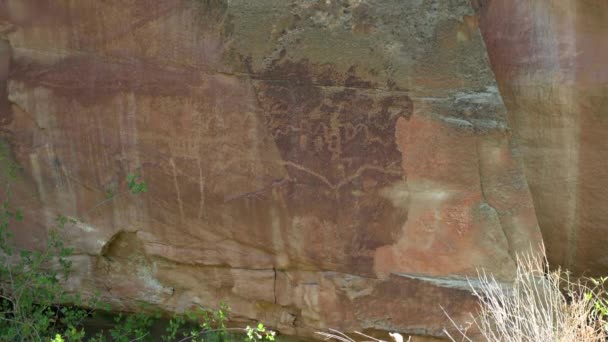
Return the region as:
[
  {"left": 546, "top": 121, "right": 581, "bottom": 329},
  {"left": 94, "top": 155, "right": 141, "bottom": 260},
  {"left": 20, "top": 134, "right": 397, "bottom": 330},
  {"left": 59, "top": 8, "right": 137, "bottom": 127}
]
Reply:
[{"left": 0, "top": 0, "right": 567, "bottom": 339}]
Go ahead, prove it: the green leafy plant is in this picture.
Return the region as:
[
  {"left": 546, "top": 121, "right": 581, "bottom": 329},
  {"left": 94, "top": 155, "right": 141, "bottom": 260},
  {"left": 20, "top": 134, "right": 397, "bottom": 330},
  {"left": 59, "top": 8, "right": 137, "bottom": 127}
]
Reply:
[
  {"left": 127, "top": 173, "right": 148, "bottom": 194},
  {"left": 162, "top": 306, "right": 226, "bottom": 342},
  {"left": 586, "top": 276, "right": 608, "bottom": 335},
  {"left": 107, "top": 311, "right": 159, "bottom": 342},
  {"left": 51, "top": 334, "right": 65, "bottom": 342},
  {"left": 245, "top": 323, "right": 276, "bottom": 342},
  {"left": 161, "top": 304, "right": 278, "bottom": 342}
]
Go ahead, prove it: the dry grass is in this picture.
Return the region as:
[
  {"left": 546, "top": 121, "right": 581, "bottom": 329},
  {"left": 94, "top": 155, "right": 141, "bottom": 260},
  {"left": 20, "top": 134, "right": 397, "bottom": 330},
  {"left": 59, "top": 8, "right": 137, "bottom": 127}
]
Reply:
[
  {"left": 315, "top": 329, "right": 409, "bottom": 342},
  {"left": 445, "top": 251, "right": 606, "bottom": 342}
]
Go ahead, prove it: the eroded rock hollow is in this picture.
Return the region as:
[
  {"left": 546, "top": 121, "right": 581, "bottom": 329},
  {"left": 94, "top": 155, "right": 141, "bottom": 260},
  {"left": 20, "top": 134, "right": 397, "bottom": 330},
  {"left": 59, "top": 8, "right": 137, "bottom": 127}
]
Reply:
[{"left": 1, "top": 0, "right": 604, "bottom": 339}]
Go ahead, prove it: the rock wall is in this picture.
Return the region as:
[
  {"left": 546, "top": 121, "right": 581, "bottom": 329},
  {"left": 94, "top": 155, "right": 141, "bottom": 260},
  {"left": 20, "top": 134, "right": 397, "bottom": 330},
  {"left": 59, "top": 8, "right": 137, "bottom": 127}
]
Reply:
[
  {"left": 0, "top": 0, "right": 543, "bottom": 339},
  {"left": 476, "top": 0, "right": 608, "bottom": 275}
]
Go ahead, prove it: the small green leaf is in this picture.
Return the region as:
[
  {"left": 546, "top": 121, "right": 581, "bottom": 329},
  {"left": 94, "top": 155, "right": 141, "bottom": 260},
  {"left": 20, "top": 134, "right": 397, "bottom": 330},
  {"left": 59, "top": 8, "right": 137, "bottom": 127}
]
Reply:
[{"left": 15, "top": 209, "right": 23, "bottom": 221}]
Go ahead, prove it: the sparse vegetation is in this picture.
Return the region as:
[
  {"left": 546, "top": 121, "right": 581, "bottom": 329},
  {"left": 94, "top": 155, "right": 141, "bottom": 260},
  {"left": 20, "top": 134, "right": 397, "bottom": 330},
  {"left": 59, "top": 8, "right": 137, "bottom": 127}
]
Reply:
[
  {"left": 0, "top": 142, "right": 275, "bottom": 341},
  {"left": 443, "top": 251, "right": 608, "bottom": 342}
]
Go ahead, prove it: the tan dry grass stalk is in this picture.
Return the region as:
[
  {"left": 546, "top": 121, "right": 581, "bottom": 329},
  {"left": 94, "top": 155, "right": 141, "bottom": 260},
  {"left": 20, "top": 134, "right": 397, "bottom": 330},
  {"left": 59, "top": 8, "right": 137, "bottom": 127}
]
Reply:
[
  {"left": 315, "top": 329, "right": 410, "bottom": 342},
  {"left": 445, "top": 251, "right": 606, "bottom": 342}
]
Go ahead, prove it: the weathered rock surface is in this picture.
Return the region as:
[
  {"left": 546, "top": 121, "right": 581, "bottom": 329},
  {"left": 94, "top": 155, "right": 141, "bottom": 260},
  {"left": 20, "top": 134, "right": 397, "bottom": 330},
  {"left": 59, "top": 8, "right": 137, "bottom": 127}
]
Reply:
[
  {"left": 0, "top": 0, "right": 543, "bottom": 339},
  {"left": 476, "top": 0, "right": 608, "bottom": 275}
]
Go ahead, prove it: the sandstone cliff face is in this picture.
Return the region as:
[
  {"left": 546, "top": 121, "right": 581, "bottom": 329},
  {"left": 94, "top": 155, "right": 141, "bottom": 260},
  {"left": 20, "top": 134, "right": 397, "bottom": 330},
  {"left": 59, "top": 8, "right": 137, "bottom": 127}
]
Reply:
[
  {"left": 476, "top": 0, "right": 608, "bottom": 275},
  {"left": 0, "top": 0, "right": 543, "bottom": 338}
]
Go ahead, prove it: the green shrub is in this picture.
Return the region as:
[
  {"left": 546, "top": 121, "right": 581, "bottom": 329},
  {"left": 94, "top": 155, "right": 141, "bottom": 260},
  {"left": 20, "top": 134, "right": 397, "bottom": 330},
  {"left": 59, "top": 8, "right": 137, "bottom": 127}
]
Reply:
[{"left": 0, "top": 143, "right": 96, "bottom": 340}]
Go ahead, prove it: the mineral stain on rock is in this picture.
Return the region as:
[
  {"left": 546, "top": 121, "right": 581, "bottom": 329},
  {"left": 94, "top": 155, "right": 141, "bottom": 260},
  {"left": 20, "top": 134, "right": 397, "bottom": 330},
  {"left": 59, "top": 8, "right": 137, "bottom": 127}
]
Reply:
[
  {"left": 250, "top": 59, "right": 414, "bottom": 276},
  {"left": 254, "top": 66, "right": 411, "bottom": 190}
]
